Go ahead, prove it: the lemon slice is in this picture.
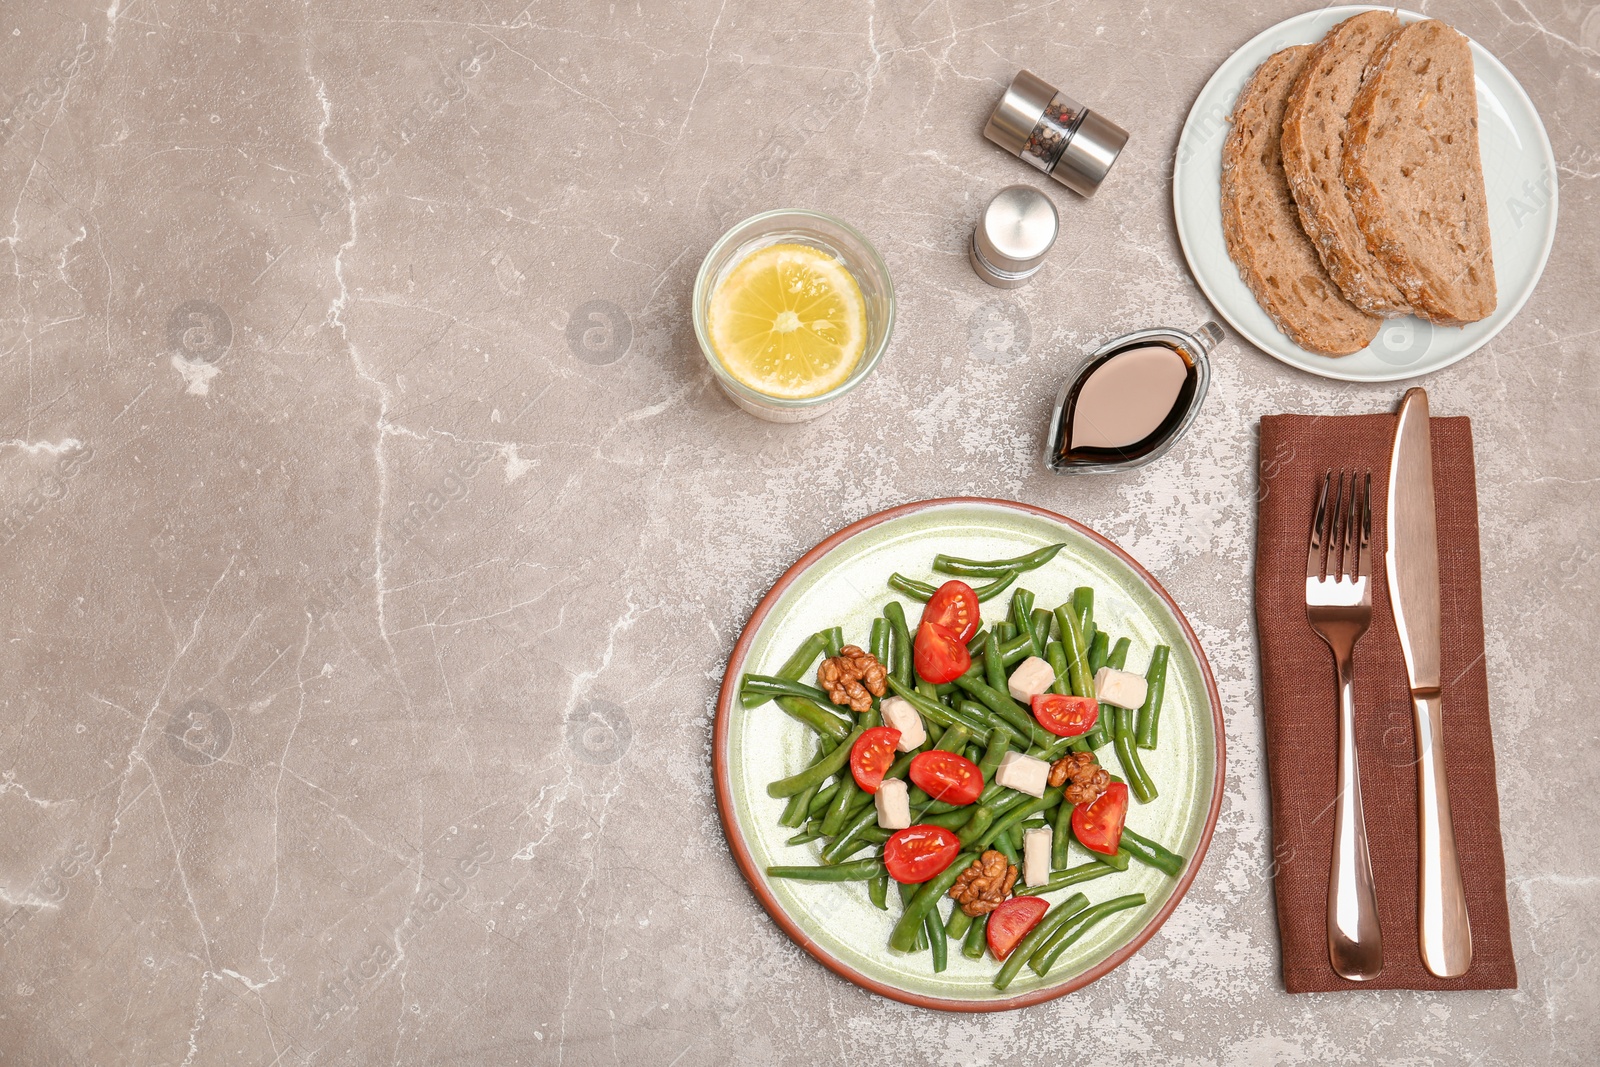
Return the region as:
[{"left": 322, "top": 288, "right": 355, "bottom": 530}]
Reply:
[{"left": 708, "top": 243, "right": 868, "bottom": 399}]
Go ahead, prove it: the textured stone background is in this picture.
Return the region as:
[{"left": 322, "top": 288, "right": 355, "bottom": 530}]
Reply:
[{"left": 1, "top": 1, "right": 1596, "bottom": 1064}]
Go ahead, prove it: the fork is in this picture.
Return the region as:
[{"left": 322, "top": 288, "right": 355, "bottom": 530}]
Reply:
[{"left": 1306, "top": 470, "right": 1383, "bottom": 981}]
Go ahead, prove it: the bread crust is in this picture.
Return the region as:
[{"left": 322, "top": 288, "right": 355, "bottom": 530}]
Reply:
[
  {"left": 1342, "top": 20, "right": 1497, "bottom": 325},
  {"left": 1221, "top": 46, "right": 1381, "bottom": 356},
  {"left": 1282, "top": 10, "right": 1411, "bottom": 316}
]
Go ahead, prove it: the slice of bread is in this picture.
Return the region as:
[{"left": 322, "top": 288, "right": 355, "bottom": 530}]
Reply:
[
  {"left": 1222, "top": 46, "right": 1381, "bottom": 355},
  {"left": 1343, "top": 20, "right": 1497, "bottom": 324},
  {"left": 1282, "top": 10, "right": 1411, "bottom": 316}
]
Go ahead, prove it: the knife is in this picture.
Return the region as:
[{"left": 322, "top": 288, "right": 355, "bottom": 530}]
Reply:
[{"left": 1386, "top": 387, "right": 1472, "bottom": 978}]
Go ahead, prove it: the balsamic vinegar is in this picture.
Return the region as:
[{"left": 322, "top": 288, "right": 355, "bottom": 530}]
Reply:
[{"left": 1049, "top": 339, "right": 1200, "bottom": 468}]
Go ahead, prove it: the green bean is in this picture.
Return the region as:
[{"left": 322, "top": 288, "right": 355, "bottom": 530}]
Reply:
[
  {"left": 822, "top": 627, "right": 845, "bottom": 658},
  {"left": 820, "top": 802, "right": 880, "bottom": 864},
  {"left": 957, "top": 700, "right": 1026, "bottom": 748},
  {"left": 953, "top": 676, "right": 1053, "bottom": 747},
  {"left": 975, "top": 788, "right": 1063, "bottom": 851},
  {"left": 1114, "top": 705, "right": 1158, "bottom": 804},
  {"left": 959, "top": 912, "right": 987, "bottom": 958},
  {"left": 896, "top": 883, "right": 934, "bottom": 953},
  {"left": 784, "top": 824, "right": 823, "bottom": 847},
  {"left": 1031, "top": 607, "right": 1055, "bottom": 650},
  {"left": 1106, "top": 637, "right": 1131, "bottom": 672},
  {"left": 1121, "top": 827, "right": 1186, "bottom": 878},
  {"left": 977, "top": 728, "right": 1010, "bottom": 781},
  {"left": 1071, "top": 587, "right": 1094, "bottom": 631},
  {"left": 741, "top": 674, "right": 834, "bottom": 704},
  {"left": 869, "top": 618, "right": 890, "bottom": 666},
  {"left": 926, "top": 907, "right": 949, "bottom": 972},
  {"left": 1054, "top": 605, "right": 1095, "bottom": 700},
  {"left": 933, "top": 543, "right": 1067, "bottom": 578},
  {"left": 1009, "top": 589, "right": 1038, "bottom": 657},
  {"left": 932, "top": 722, "right": 972, "bottom": 754},
  {"left": 773, "top": 696, "right": 852, "bottom": 740},
  {"left": 766, "top": 859, "right": 884, "bottom": 881},
  {"left": 869, "top": 870, "right": 889, "bottom": 910},
  {"left": 917, "top": 809, "right": 977, "bottom": 830},
  {"left": 767, "top": 726, "right": 864, "bottom": 798},
  {"left": 1134, "top": 646, "right": 1171, "bottom": 750},
  {"left": 955, "top": 805, "right": 995, "bottom": 847},
  {"left": 885, "top": 676, "right": 988, "bottom": 737},
  {"left": 1077, "top": 726, "right": 1110, "bottom": 751},
  {"left": 740, "top": 631, "right": 828, "bottom": 709},
  {"left": 807, "top": 782, "right": 840, "bottom": 817},
  {"left": 994, "top": 893, "right": 1091, "bottom": 990},
  {"left": 1051, "top": 798, "right": 1074, "bottom": 868},
  {"left": 964, "top": 742, "right": 984, "bottom": 765},
  {"left": 1045, "top": 640, "right": 1071, "bottom": 697},
  {"left": 889, "top": 573, "right": 936, "bottom": 601},
  {"left": 1086, "top": 631, "right": 1110, "bottom": 675},
  {"left": 965, "top": 629, "right": 987, "bottom": 656},
  {"left": 983, "top": 630, "right": 1008, "bottom": 694},
  {"left": 1032, "top": 859, "right": 1122, "bottom": 895},
  {"left": 779, "top": 788, "right": 813, "bottom": 828},
  {"left": 884, "top": 601, "right": 914, "bottom": 688},
  {"left": 993, "top": 833, "right": 1019, "bottom": 866},
  {"left": 946, "top": 905, "right": 973, "bottom": 940},
  {"left": 820, "top": 773, "right": 860, "bottom": 837},
  {"left": 974, "top": 570, "right": 1020, "bottom": 602},
  {"left": 859, "top": 826, "right": 891, "bottom": 843},
  {"left": 1030, "top": 893, "right": 1147, "bottom": 975}
]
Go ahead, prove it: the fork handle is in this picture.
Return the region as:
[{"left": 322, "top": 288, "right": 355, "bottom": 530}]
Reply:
[
  {"left": 1413, "top": 689, "right": 1473, "bottom": 977},
  {"left": 1328, "top": 647, "right": 1383, "bottom": 980}
]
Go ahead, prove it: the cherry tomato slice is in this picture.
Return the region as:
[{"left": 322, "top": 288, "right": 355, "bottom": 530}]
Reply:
[
  {"left": 921, "top": 580, "right": 980, "bottom": 643},
  {"left": 1031, "top": 693, "right": 1100, "bottom": 737},
  {"left": 883, "top": 825, "right": 960, "bottom": 884},
  {"left": 1071, "top": 781, "right": 1129, "bottom": 855},
  {"left": 909, "top": 750, "right": 984, "bottom": 806},
  {"left": 849, "top": 726, "right": 901, "bottom": 794},
  {"left": 987, "top": 895, "right": 1050, "bottom": 961},
  {"left": 913, "top": 621, "right": 971, "bottom": 685}
]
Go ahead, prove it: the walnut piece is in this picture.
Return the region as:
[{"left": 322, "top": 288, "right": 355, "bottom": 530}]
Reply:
[
  {"left": 949, "top": 849, "right": 1018, "bottom": 917},
  {"left": 1049, "top": 751, "right": 1112, "bottom": 806},
  {"left": 816, "top": 646, "right": 888, "bottom": 713}
]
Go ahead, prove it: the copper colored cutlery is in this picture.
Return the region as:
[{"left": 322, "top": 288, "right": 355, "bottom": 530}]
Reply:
[
  {"left": 1302, "top": 387, "right": 1474, "bottom": 982},
  {"left": 1306, "top": 469, "right": 1383, "bottom": 981}
]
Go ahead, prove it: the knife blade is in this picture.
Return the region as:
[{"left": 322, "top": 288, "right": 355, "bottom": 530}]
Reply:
[{"left": 1385, "top": 387, "right": 1472, "bottom": 978}]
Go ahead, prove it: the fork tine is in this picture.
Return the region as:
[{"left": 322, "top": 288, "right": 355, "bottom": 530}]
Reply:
[
  {"left": 1328, "top": 470, "right": 1347, "bottom": 578},
  {"left": 1340, "top": 470, "right": 1358, "bottom": 579},
  {"left": 1356, "top": 471, "right": 1372, "bottom": 580},
  {"left": 1307, "top": 471, "right": 1332, "bottom": 579}
]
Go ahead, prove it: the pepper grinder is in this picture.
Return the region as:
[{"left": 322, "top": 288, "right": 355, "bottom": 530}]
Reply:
[{"left": 984, "top": 70, "right": 1129, "bottom": 197}]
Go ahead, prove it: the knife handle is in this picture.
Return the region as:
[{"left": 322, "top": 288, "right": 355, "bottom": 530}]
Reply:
[{"left": 1413, "top": 689, "right": 1473, "bottom": 977}]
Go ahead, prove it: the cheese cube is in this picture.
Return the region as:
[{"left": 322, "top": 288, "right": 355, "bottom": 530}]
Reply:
[
  {"left": 995, "top": 750, "right": 1050, "bottom": 798},
  {"left": 1023, "top": 826, "right": 1053, "bottom": 887},
  {"left": 1093, "top": 667, "right": 1148, "bottom": 709},
  {"left": 878, "top": 696, "right": 926, "bottom": 753},
  {"left": 875, "top": 778, "right": 911, "bottom": 830},
  {"left": 1007, "top": 656, "right": 1056, "bottom": 703}
]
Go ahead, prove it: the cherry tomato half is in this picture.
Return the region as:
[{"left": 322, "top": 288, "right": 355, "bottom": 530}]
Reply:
[
  {"left": 913, "top": 621, "right": 971, "bottom": 684},
  {"left": 1072, "top": 781, "right": 1129, "bottom": 855},
  {"left": 883, "top": 825, "right": 960, "bottom": 884},
  {"left": 849, "top": 726, "right": 901, "bottom": 794},
  {"left": 921, "top": 580, "right": 980, "bottom": 643},
  {"left": 1031, "top": 693, "right": 1100, "bottom": 737},
  {"left": 987, "top": 895, "right": 1050, "bottom": 961},
  {"left": 909, "top": 750, "right": 984, "bottom": 806}
]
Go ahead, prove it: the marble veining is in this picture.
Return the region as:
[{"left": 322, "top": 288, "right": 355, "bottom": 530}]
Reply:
[{"left": 1, "top": 1, "right": 1596, "bottom": 1064}]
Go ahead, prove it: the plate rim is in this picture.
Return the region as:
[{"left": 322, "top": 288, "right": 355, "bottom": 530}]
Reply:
[
  {"left": 712, "top": 496, "right": 1227, "bottom": 1012},
  {"left": 1171, "top": 4, "right": 1559, "bottom": 383}
]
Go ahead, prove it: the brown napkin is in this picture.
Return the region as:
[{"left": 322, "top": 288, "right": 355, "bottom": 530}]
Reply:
[{"left": 1255, "top": 413, "right": 1516, "bottom": 993}]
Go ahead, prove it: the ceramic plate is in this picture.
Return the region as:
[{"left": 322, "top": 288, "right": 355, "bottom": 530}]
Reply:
[
  {"left": 1172, "top": 6, "right": 1558, "bottom": 382},
  {"left": 713, "top": 499, "right": 1224, "bottom": 1011}
]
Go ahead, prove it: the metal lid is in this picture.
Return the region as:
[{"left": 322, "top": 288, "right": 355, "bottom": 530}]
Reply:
[
  {"left": 983, "top": 69, "right": 1056, "bottom": 158},
  {"left": 1050, "top": 106, "right": 1129, "bottom": 198},
  {"left": 970, "top": 184, "right": 1058, "bottom": 288}
]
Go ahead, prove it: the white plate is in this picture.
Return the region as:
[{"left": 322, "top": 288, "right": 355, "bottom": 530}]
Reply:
[{"left": 1172, "top": 6, "right": 1558, "bottom": 382}]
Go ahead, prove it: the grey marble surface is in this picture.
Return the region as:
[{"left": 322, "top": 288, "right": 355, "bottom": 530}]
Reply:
[{"left": 2, "top": 1, "right": 1597, "bottom": 1064}]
